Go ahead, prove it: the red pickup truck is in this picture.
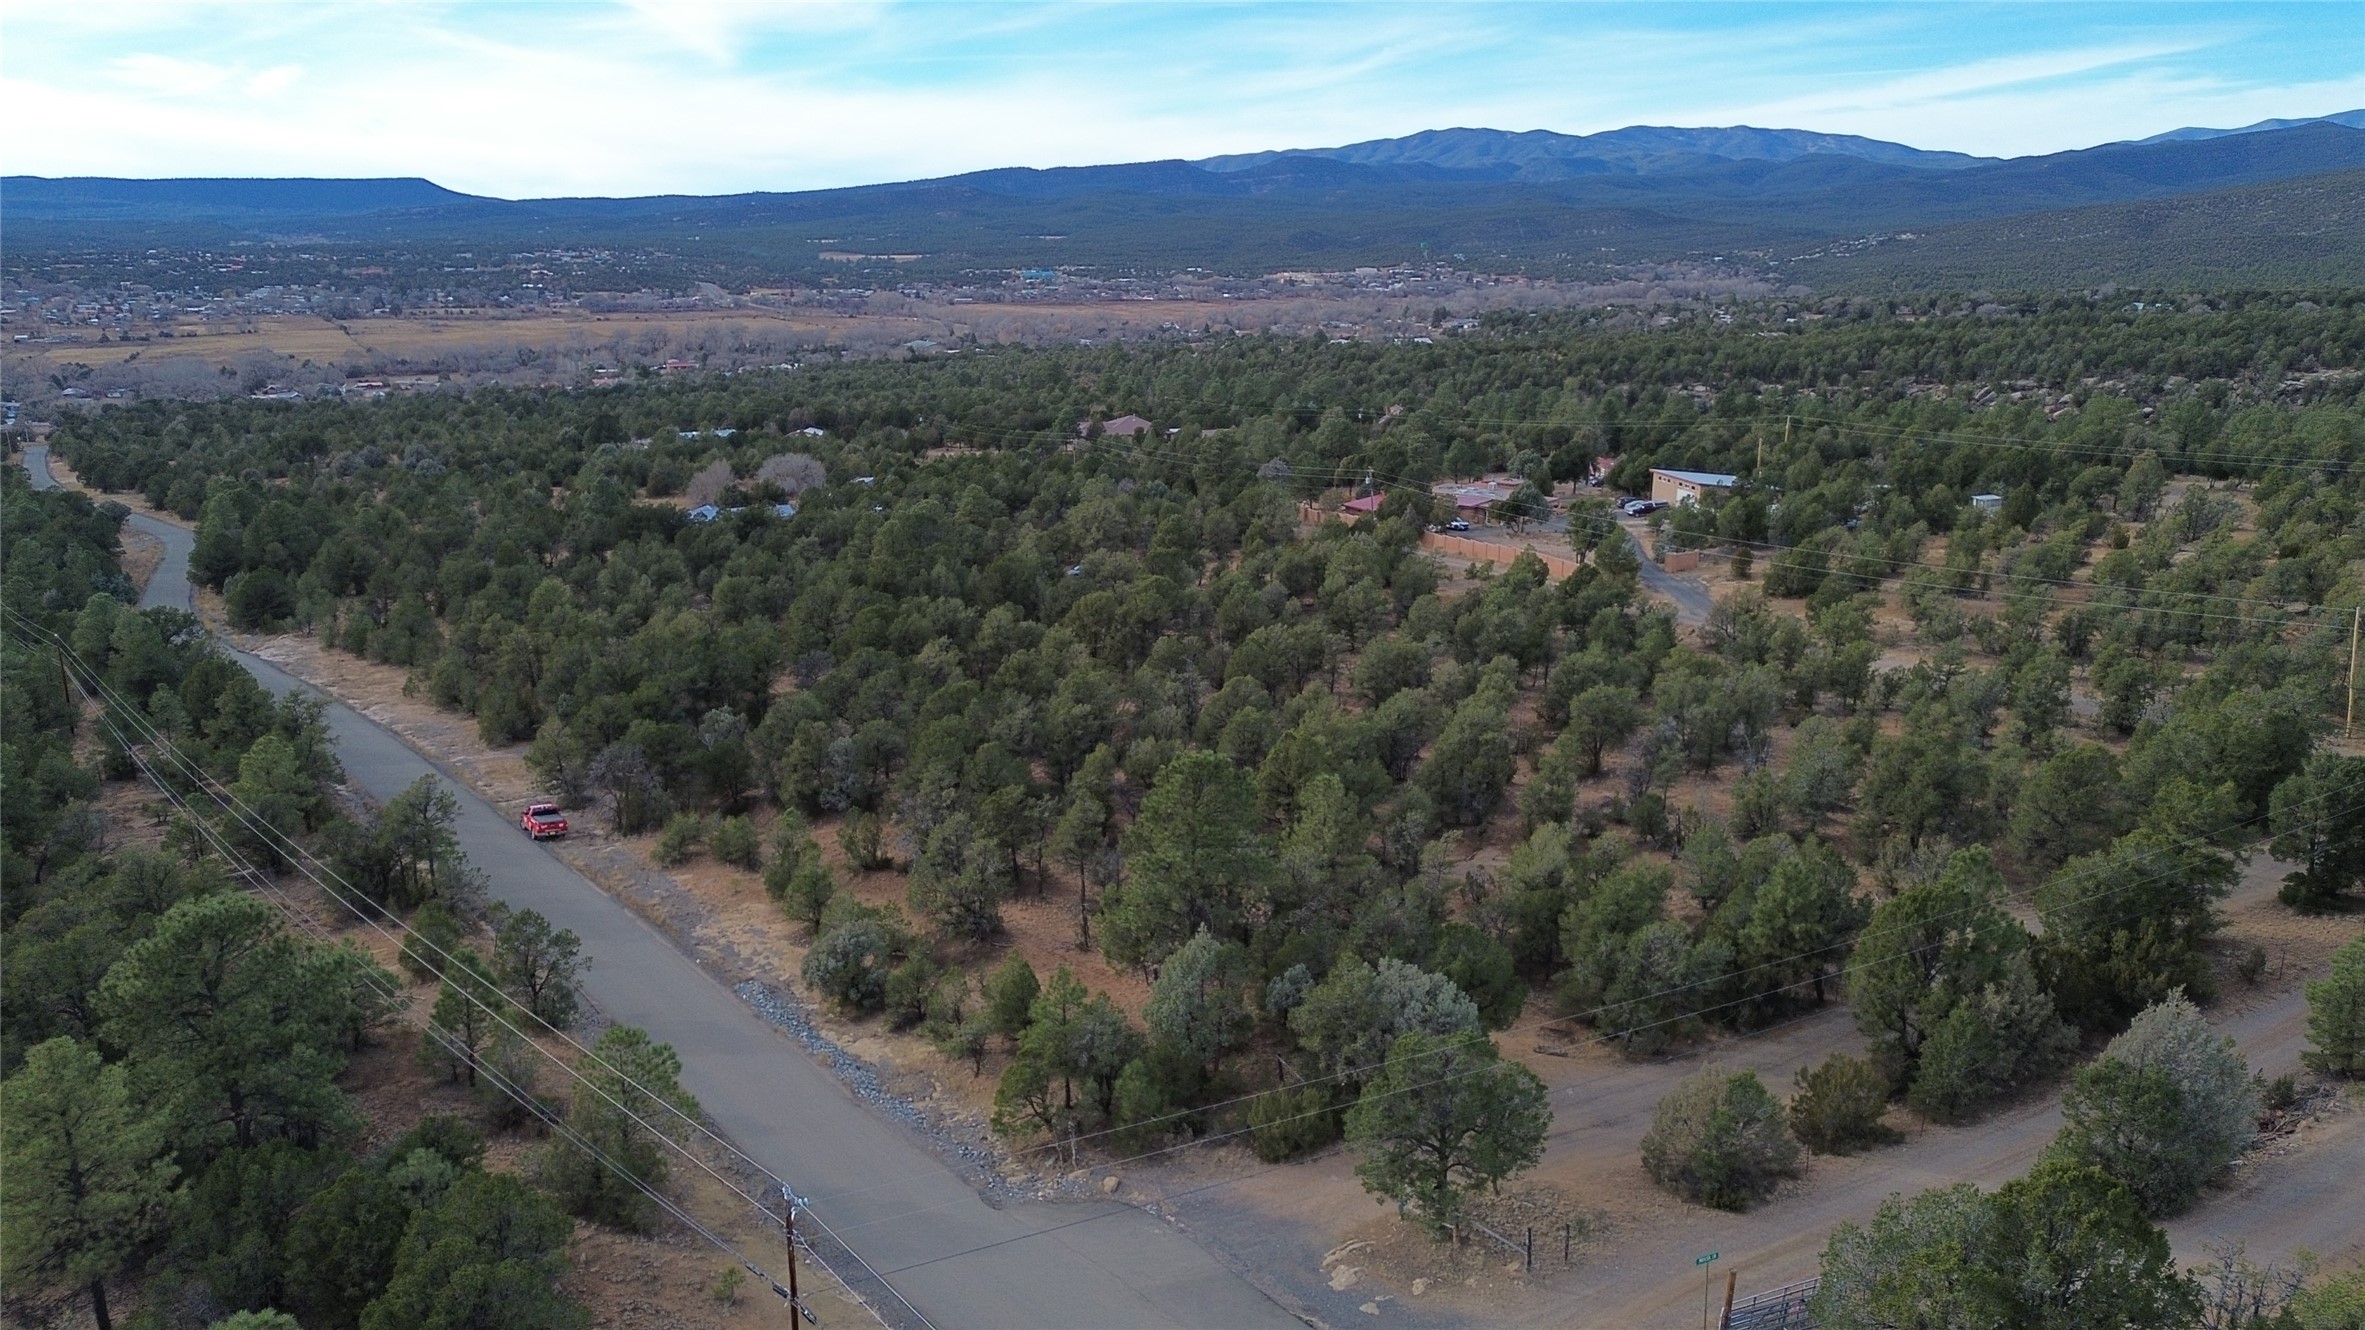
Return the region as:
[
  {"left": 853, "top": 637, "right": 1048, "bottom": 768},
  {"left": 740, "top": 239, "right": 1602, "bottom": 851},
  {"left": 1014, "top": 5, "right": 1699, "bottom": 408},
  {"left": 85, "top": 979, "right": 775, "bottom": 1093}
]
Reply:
[{"left": 520, "top": 802, "right": 569, "bottom": 840}]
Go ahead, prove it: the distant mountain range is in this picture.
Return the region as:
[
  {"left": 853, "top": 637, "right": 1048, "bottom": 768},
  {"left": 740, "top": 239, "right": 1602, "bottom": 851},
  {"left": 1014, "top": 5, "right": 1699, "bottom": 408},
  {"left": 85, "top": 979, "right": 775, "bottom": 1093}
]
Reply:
[
  {"left": 1199, "top": 123, "right": 1995, "bottom": 179},
  {"left": 7, "top": 112, "right": 2362, "bottom": 291},
  {"left": 2133, "top": 109, "right": 2365, "bottom": 144}
]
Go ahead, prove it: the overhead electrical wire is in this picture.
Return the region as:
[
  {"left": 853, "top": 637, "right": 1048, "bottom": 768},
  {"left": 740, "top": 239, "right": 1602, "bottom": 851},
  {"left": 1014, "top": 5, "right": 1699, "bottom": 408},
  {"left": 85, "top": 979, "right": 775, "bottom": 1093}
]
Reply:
[{"left": 6, "top": 608, "right": 916, "bottom": 1330}]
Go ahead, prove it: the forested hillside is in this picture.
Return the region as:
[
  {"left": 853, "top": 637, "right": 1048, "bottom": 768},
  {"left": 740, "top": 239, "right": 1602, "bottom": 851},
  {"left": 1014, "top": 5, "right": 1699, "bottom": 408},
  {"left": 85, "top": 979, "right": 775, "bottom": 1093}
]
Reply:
[
  {"left": 0, "top": 473, "right": 623, "bottom": 1329},
  {"left": 24, "top": 290, "right": 2365, "bottom": 1321}
]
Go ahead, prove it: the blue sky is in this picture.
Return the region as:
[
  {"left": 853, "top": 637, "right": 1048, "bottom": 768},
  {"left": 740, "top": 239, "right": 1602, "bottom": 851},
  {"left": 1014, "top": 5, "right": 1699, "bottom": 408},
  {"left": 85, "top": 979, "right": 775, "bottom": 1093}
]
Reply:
[{"left": 4, "top": 2, "right": 2358, "bottom": 197}]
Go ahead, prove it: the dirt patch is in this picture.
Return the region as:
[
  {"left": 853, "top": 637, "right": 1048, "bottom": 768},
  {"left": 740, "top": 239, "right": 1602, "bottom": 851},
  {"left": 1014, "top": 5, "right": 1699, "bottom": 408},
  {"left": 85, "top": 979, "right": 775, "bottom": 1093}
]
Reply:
[
  {"left": 1331, "top": 1183, "right": 1599, "bottom": 1312},
  {"left": 120, "top": 526, "right": 165, "bottom": 595},
  {"left": 231, "top": 630, "right": 546, "bottom": 808}
]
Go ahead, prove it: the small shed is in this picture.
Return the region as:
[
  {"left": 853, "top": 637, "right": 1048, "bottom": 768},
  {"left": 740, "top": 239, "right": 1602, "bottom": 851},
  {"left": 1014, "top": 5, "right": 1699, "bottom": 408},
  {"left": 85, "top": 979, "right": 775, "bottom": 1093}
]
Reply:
[{"left": 1971, "top": 493, "right": 2004, "bottom": 512}]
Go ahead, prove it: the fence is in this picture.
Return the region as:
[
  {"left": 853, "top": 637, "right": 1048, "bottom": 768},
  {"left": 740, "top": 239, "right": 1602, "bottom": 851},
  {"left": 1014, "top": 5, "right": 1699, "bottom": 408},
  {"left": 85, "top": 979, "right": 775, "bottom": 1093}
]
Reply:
[
  {"left": 1418, "top": 531, "right": 1584, "bottom": 580},
  {"left": 1722, "top": 1276, "right": 1819, "bottom": 1330}
]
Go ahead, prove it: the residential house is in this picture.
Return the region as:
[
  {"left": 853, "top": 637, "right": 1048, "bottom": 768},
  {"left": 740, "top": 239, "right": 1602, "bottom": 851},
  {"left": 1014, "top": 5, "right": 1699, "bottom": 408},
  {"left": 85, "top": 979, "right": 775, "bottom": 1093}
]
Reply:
[{"left": 1080, "top": 414, "right": 1153, "bottom": 439}]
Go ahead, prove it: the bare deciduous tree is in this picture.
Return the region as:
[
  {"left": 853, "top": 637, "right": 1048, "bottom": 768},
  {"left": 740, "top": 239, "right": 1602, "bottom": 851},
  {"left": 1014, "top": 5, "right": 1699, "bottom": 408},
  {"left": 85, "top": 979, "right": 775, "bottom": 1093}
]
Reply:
[
  {"left": 755, "top": 452, "right": 827, "bottom": 496},
  {"left": 684, "top": 460, "right": 735, "bottom": 507}
]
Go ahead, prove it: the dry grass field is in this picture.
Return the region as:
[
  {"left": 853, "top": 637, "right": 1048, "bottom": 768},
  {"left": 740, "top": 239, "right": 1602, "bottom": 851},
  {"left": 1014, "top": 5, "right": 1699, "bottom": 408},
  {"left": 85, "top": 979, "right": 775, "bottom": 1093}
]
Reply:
[{"left": 10, "top": 297, "right": 1278, "bottom": 381}]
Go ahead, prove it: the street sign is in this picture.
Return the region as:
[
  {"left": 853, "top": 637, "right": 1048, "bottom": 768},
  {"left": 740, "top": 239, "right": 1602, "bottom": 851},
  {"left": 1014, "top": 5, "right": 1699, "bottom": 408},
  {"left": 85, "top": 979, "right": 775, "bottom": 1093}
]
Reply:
[{"left": 1696, "top": 1252, "right": 1720, "bottom": 1266}]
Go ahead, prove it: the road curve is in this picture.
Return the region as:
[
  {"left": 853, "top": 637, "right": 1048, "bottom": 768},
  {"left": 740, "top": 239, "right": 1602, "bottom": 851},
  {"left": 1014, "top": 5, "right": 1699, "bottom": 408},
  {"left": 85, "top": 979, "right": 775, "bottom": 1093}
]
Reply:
[
  {"left": 1624, "top": 525, "right": 1715, "bottom": 625},
  {"left": 22, "top": 446, "right": 1305, "bottom": 1330}
]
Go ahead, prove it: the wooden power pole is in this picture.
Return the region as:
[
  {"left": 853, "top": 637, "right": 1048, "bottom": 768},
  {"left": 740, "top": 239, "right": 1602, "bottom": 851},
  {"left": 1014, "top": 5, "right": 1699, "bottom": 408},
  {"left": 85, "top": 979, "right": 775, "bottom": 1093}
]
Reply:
[
  {"left": 783, "top": 1189, "right": 814, "bottom": 1324},
  {"left": 2349, "top": 606, "right": 2360, "bottom": 741}
]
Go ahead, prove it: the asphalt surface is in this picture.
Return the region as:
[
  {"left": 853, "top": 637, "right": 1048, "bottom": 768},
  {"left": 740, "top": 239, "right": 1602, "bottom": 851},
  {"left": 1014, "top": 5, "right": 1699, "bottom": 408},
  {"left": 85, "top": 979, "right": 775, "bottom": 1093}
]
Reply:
[
  {"left": 24, "top": 446, "right": 1305, "bottom": 1330},
  {"left": 1624, "top": 525, "right": 1715, "bottom": 625}
]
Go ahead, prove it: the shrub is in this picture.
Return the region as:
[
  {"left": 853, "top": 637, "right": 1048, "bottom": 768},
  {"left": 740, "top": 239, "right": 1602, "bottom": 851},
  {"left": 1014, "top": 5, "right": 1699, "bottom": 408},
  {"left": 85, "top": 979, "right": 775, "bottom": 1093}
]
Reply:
[
  {"left": 2048, "top": 992, "right": 2256, "bottom": 1217},
  {"left": 839, "top": 809, "right": 887, "bottom": 871},
  {"left": 1790, "top": 1052, "right": 1901, "bottom": 1155},
  {"left": 1250, "top": 1083, "right": 1343, "bottom": 1163},
  {"left": 883, "top": 953, "right": 943, "bottom": 1033},
  {"left": 654, "top": 811, "right": 705, "bottom": 866},
  {"left": 710, "top": 815, "right": 761, "bottom": 870},
  {"left": 2237, "top": 944, "right": 2269, "bottom": 987},
  {"left": 1903, "top": 955, "right": 2076, "bottom": 1121},
  {"left": 800, "top": 919, "right": 895, "bottom": 1013},
  {"left": 400, "top": 899, "right": 463, "bottom": 982},
  {"left": 775, "top": 859, "right": 836, "bottom": 935},
  {"left": 1641, "top": 1067, "right": 1801, "bottom": 1211}
]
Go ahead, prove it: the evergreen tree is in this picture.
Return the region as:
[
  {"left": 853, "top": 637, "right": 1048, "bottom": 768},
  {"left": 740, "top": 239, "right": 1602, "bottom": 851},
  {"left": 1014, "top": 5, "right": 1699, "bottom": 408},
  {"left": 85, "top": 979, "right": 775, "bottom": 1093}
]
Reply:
[
  {"left": 1102, "top": 752, "right": 1274, "bottom": 970},
  {"left": 359, "top": 1172, "right": 586, "bottom": 1330},
  {"left": 2048, "top": 993, "right": 2257, "bottom": 1217},
  {"left": 2305, "top": 935, "right": 2365, "bottom": 1078},
  {"left": 0, "top": 1039, "right": 178, "bottom": 1330},
  {"left": 491, "top": 909, "right": 584, "bottom": 1026},
  {"left": 1344, "top": 1032, "right": 1549, "bottom": 1241},
  {"left": 540, "top": 1026, "right": 699, "bottom": 1231}
]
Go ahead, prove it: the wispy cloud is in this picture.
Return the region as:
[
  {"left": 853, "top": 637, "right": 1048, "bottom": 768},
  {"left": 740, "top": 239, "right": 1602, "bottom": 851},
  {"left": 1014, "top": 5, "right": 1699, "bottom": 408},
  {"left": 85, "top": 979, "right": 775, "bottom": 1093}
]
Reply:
[{"left": 1, "top": 1, "right": 2354, "bottom": 194}]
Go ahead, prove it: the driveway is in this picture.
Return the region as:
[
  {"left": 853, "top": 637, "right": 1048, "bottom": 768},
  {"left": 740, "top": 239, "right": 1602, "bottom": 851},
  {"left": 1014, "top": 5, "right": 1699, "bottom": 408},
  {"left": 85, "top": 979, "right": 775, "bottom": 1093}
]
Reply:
[
  {"left": 1625, "top": 524, "right": 1715, "bottom": 626},
  {"left": 24, "top": 446, "right": 1305, "bottom": 1330}
]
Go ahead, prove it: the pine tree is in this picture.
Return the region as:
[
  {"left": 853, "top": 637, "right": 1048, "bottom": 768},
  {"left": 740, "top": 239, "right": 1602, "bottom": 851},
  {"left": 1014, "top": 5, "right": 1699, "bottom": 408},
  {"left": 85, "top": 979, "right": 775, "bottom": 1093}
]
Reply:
[{"left": 0, "top": 1039, "right": 178, "bottom": 1330}]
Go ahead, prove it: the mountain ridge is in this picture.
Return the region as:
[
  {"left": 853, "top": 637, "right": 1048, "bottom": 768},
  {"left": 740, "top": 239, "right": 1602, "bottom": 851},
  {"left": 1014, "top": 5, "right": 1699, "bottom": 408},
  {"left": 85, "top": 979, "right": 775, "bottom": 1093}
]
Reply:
[
  {"left": 6, "top": 118, "right": 2359, "bottom": 292},
  {"left": 1198, "top": 124, "right": 1994, "bottom": 179},
  {"left": 2132, "top": 108, "right": 2365, "bottom": 144}
]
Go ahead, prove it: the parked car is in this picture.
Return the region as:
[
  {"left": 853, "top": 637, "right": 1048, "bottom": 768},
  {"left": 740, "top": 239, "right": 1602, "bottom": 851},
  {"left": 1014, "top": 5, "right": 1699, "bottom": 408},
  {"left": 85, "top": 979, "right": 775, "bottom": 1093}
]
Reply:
[
  {"left": 521, "top": 802, "right": 569, "bottom": 839},
  {"left": 1444, "top": 518, "right": 1473, "bottom": 532},
  {"left": 1622, "top": 499, "right": 1666, "bottom": 516}
]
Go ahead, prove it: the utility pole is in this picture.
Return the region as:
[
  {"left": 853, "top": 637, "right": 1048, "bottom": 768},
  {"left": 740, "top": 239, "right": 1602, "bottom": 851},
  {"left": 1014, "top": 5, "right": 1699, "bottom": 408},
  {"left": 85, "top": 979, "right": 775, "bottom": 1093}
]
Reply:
[
  {"left": 2347, "top": 605, "right": 2360, "bottom": 741},
  {"left": 782, "top": 1188, "right": 814, "bottom": 1325}
]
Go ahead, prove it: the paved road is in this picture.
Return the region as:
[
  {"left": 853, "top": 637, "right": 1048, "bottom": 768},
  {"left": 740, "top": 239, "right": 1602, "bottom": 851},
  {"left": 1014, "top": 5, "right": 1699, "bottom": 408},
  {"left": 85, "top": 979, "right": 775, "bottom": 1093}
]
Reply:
[
  {"left": 1625, "top": 524, "right": 1715, "bottom": 625},
  {"left": 24, "top": 446, "right": 1305, "bottom": 1330}
]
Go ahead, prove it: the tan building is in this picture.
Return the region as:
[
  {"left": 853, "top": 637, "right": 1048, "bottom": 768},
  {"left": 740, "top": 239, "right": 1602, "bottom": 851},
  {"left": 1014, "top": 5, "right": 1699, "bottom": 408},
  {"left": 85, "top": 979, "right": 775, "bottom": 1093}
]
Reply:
[{"left": 1649, "top": 468, "right": 1738, "bottom": 506}]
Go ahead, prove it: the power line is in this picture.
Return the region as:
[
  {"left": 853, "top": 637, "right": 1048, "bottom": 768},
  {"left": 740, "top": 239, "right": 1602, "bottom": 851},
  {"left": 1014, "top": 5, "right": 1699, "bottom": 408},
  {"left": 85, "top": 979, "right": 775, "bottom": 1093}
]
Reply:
[
  {"left": 817, "top": 766, "right": 2365, "bottom": 1275},
  {"left": 20, "top": 435, "right": 2345, "bottom": 1266},
  {"left": 10, "top": 611, "right": 907, "bottom": 1330}
]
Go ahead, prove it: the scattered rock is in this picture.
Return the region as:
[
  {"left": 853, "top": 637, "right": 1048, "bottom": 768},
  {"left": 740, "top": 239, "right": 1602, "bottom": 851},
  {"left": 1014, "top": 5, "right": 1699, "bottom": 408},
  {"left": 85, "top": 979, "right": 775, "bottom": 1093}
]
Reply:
[
  {"left": 734, "top": 980, "right": 1001, "bottom": 1176},
  {"left": 1410, "top": 1278, "right": 1429, "bottom": 1297},
  {"left": 1504, "top": 1261, "right": 1523, "bottom": 1275},
  {"left": 1321, "top": 1240, "right": 1373, "bottom": 1269},
  {"left": 1329, "top": 1265, "right": 1363, "bottom": 1291},
  {"left": 1359, "top": 1302, "right": 1380, "bottom": 1316},
  {"left": 1100, "top": 1175, "right": 1121, "bottom": 1194}
]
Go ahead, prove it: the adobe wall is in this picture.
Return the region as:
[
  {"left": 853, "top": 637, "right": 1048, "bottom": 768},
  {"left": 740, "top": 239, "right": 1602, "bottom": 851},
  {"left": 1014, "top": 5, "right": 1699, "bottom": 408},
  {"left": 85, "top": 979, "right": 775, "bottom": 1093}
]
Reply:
[{"left": 1419, "top": 532, "right": 1582, "bottom": 580}]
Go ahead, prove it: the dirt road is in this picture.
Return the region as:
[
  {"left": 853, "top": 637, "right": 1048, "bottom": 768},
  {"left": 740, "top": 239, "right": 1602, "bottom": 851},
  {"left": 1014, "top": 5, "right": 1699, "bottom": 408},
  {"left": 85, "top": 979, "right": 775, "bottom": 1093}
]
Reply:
[{"left": 1164, "top": 856, "right": 2364, "bottom": 1329}]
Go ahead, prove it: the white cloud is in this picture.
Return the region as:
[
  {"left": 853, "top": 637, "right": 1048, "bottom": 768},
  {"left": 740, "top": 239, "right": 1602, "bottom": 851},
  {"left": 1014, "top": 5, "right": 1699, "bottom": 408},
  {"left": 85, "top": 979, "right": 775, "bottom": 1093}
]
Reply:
[
  {"left": 243, "top": 64, "right": 303, "bottom": 98},
  {"left": 107, "top": 53, "right": 233, "bottom": 98},
  {"left": 1, "top": 2, "right": 2354, "bottom": 194}
]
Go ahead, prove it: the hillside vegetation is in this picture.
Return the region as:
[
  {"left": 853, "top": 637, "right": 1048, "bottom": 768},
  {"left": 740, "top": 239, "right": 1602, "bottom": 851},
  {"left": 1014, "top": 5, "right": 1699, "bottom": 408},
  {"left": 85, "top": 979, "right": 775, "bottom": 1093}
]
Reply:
[
  {"left": 18, "top": 292, "right": 2365, "bottom": 1324},
  {"left": 8, "top": 122, "right": 2363, "bottom": 291}
]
